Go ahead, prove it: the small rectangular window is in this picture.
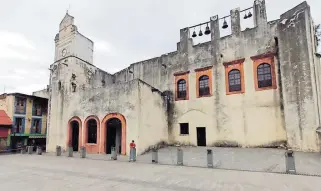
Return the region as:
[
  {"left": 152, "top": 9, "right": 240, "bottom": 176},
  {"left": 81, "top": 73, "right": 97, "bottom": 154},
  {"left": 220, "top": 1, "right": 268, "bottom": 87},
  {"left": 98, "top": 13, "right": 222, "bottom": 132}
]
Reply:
[
  {"left": 15, "top": 97, "right": 26, "bottom": 114},
  {"left": 180, "top": 123, "right": 189, "bottom": 135}
]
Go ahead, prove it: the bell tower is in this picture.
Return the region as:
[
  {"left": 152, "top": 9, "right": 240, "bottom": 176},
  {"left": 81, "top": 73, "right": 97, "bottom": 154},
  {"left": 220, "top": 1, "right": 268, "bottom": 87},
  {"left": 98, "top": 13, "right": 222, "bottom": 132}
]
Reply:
[{"left": 54, "top": 12, "right": 93, "bottom": 64}]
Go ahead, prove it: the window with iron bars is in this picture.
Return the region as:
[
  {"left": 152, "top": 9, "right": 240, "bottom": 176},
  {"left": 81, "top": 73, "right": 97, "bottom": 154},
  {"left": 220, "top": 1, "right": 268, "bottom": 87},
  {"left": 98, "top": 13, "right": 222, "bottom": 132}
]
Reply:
[
  {"left": 199, "top": 75, "right": 210, "bottom": 96},
  {"left": 228, "top": 69, "right": 241, "bottom": 92},
  {"left": 257, "top": 63, "right": 272, "bottom": 88},
  {"left": 177, "top": 79, "right": 187, "bottom": 99}
]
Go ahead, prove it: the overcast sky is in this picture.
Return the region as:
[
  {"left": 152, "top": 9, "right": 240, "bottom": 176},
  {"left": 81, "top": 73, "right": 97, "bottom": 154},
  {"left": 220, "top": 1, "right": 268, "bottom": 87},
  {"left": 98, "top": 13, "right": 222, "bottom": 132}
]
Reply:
[{"left": 0, "top": 0, "right": 320, "bottom": 94}]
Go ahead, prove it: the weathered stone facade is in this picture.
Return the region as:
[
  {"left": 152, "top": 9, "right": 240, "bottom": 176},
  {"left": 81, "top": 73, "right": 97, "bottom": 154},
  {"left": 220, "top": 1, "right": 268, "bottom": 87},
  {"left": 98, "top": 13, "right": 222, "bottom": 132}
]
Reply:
[{"left": 43, "top": 0, "right": 321, "bottom": 155}]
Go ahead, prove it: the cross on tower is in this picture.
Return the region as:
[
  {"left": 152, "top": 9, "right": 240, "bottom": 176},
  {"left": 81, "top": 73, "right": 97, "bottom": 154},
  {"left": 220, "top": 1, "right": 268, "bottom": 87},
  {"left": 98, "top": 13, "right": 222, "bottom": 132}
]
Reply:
[{"left": 66, "top": 4, "right": 71, "bottom": 14}]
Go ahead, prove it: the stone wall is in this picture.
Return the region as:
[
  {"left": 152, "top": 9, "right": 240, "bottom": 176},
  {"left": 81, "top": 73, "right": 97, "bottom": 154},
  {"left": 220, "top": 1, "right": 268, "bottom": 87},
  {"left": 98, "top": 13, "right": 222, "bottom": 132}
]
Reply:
[
  {"left": 47, "top": 54, "right": 167, "bottom": 154},
  {"left": 108, "top": 1, "right": 320, "bottom": 151},
  {"left": 109, "top": 0, "right": 288, "bottom": 148},
  {"left": 137, "top": 80, "right": 168, "bottom": 154},
  {"left": 47, "top": 0, "right": 321, "bottom": 153},
  {"left": 278, "top": 2, "right": 321, "bottom": 151}
]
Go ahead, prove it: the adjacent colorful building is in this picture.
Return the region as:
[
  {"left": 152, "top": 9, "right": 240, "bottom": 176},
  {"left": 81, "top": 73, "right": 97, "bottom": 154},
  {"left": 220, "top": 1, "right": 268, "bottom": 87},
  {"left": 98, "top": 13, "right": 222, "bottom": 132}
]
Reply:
[
  {"left": 0, "top": 110, "right": 12, "bottom": 151},
  {"left": 0, "top": 93, "right": 48, "bottom": 149}
]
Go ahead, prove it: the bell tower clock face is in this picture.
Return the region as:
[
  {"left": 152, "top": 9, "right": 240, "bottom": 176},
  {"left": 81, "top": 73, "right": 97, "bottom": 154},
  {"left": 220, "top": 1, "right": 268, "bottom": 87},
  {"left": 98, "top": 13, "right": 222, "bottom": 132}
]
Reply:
[{"left": 62, "top": 48, "right": 67, "bottom": 57}]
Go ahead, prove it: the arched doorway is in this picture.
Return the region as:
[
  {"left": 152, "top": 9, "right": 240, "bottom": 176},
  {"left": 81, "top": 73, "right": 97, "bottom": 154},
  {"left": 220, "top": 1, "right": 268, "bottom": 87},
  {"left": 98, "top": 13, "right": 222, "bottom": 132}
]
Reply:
[
  {"left": 71, "top": 121, "right": 79, "bottom": 151},
  {"left": 100, "top": 113, "right": 126, "bottom": 155},
  {"left": 106, "top": 118, "right": 122, "bottom": 154},
  {"left": 68, "top": 117, "right": 82, "bottom": 152}
]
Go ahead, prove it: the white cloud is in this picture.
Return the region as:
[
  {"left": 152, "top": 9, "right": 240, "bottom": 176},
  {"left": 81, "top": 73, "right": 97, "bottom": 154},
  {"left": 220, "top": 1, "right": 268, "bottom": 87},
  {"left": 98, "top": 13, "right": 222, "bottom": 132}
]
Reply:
[
  {"left": 0, "top": 46, "right": 30, "bottom": 60},
  {"left": 0, "top": 74, "right": 25, "bottom": 80},
  {"left": 14, "top": 69, "right": 29, "bottom": 75},
  {"left": 95, "top": 40, "right": 112, "bottom": 53},
  {"left": 0, "top": 30, "right": 49, "bottom": 94},
  {"left": 0, "top": 31, "right": 35, "bottom": 50},
  {"left": 0, "top": 31, "right": 44, "bottom": 62},
  {"left": 89, "top": 36, "right": 115, "bottom": 55}
]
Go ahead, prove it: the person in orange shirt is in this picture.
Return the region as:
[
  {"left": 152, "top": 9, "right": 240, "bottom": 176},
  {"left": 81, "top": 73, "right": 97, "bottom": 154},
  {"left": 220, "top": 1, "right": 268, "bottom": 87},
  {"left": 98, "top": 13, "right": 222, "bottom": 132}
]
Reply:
[
  {"left": 129, "top": 140, "right": 136, "bottom": 162},
  {"left": 130, "top": 140, "right": 136, "bottom": 148}
]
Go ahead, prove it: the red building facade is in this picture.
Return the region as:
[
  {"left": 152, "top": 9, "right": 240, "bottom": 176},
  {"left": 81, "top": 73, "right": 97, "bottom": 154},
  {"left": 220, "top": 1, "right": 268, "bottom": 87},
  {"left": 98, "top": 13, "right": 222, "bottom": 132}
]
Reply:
[{"left": 0, "top": 110, "right": 12, "bottom": 150}]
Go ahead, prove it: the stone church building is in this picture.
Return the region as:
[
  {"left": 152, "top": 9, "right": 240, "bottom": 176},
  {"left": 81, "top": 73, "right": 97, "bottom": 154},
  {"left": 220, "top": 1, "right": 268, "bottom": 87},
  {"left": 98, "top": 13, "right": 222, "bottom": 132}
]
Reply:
[{"left": 42, "top": 0, "right": 321, "bottom": 155}]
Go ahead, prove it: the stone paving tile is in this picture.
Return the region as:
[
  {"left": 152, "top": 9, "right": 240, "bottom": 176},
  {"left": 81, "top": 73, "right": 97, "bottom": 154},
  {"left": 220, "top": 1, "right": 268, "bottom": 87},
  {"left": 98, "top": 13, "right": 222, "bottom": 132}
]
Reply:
[{"left": 1, "top": 154, "right": 321, "bottom": 190}]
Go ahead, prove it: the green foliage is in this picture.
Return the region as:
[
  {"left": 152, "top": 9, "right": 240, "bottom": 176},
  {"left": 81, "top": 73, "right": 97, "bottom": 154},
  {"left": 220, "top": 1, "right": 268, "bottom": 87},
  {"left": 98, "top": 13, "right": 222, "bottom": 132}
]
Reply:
[{"left": 316, "top": 24, "right": 321, "bottom": 46}]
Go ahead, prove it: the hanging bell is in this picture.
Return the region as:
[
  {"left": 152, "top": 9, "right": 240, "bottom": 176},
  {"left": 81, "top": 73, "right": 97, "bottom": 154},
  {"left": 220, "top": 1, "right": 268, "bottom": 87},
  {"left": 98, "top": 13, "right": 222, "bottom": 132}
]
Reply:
[
  {"left": 244, "top": 13, "right": 248, "bottom": 19},
  {"left": 222, "top": 19, "right": 228, "bottom": 29},
  {"left": 199, "top": 29, "right": 203, "bottom": 36},
  {"left": 204, "top": 25, "right": 211, "bottom": 35},
  {"left": 192, "top": 30, "right": 197, "bottom": 38},
  {"left": 247, "top": 11, "right": 252, "bottom": 18}
]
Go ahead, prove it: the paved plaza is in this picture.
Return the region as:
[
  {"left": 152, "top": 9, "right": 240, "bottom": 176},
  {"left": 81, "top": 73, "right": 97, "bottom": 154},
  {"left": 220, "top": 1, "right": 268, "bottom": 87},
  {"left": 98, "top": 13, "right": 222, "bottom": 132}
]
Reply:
[
  {"left": 1, "top": 152, "right": 321, "bottom": 190},
  {"left": 47, "top": 146, "right": 321, "bottom": 176}
]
